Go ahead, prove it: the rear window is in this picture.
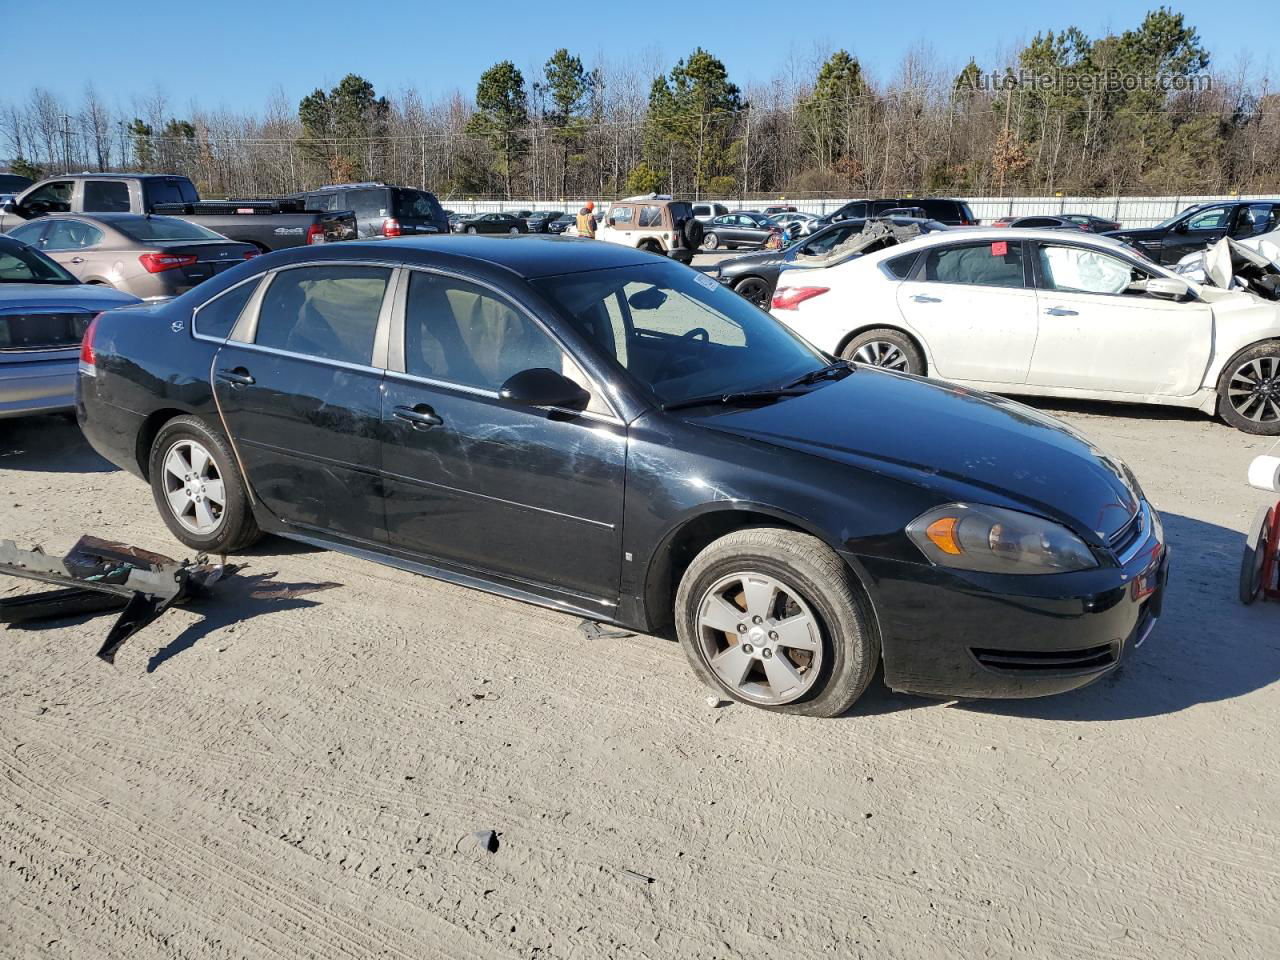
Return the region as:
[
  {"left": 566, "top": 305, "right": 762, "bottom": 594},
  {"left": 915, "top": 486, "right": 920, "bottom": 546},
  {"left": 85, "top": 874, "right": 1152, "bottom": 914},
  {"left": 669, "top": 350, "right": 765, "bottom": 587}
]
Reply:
[
  {"left": 117, "top": 217, "right": 224, "bottom": 242},
  {"left": 145, "top": 178, "right": 198, "bottom": 206},
  {"left": 394, "top": 189, "right": 445, "bottom": 223}
]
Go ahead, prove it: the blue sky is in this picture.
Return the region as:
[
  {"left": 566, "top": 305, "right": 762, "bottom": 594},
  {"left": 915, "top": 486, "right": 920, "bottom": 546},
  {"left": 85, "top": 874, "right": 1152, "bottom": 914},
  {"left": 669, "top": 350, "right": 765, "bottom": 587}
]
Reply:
[{"left": 6, "top": 0, "right": 1268, "bottom": 113}]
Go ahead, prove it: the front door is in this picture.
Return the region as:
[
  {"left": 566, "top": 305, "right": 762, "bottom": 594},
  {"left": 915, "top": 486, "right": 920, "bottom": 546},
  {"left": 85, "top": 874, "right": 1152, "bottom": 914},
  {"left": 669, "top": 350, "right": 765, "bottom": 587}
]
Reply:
[
  {"left": 380, "top": 268, "right": 626, "bottom": 607},
  {"left": 1026, "top": 241, "right": 1213, "bottom": 396},
  {"left": 212, "top": 262, "right": 392, "bottom": 543},
  {"left": 895, "top": 238, "right": 1039, "bottom": 384},
  {"left": 1160, "top": 204, "right": 1233, "bottom": 263}
]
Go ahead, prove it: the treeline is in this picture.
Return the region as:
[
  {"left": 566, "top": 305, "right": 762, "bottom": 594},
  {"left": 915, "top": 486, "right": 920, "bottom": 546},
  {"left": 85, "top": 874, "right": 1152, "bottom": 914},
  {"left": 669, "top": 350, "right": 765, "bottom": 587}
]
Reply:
[{"left": 3, "top": 7, "right": 1278, "bottom": 201}]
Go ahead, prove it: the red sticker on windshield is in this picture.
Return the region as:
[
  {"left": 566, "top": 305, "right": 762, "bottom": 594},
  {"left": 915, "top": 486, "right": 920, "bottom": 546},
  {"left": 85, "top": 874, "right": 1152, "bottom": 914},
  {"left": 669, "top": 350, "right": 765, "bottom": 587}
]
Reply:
[{"left": 991, "top": 241, "right": 1008, "bottom": 256}]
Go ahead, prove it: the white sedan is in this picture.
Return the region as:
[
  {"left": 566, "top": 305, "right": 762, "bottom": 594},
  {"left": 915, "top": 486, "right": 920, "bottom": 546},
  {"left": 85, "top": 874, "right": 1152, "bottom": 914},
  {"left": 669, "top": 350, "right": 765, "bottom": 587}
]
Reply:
[{"left": 770, "top": 228, "right": 1280, "bottom": 434}]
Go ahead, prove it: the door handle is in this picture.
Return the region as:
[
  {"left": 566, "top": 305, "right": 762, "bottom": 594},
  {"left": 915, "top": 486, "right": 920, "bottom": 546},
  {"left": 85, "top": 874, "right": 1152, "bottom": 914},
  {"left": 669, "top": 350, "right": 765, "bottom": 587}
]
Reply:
[
  {"left": 70, "top": 256, "right": 85, "bottom": 264},
  {"left": 1044, "top": 307, "right": 1079, "bottom": 316},
  {"left": 393, "top": 404, "right": 443, "bottom": 429},
  {"left": 911, "top": 294, "right": 942, "bottom": 303},
  {"left": 216, "top": 367, "right": 255, "bottom": 387}
]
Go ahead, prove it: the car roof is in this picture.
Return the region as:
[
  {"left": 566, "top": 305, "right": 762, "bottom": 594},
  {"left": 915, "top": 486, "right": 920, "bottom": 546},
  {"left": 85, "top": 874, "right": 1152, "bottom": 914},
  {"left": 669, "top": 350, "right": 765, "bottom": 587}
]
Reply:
[
  {"left": 848, "top": 225, "right": 1167, "bottom": 269},
  {"left": 28, "top": 212, "right": 191, "bottom": 228},
  {"left": 261, "top": 234, "right": 655, "bottom": 279}
]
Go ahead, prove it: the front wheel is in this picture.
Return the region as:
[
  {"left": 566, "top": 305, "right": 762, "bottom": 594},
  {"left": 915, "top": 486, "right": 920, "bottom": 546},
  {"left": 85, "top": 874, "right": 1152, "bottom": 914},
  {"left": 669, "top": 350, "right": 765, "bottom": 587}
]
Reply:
[
  {"left": 1240, "top": 505, "right": 1275, "bottom": 604},
  {"left": 840, "top": 328, "right": 924, "bottom": 375},
  {"left": 148, "top": 415, "right": 261, "bottom": 553},
  {"left": 734, "top": 276, "right": 771, "bottom": 308},
  {"left": 702, "top": 232, "right": 719, "bottom": 251},
  {"left": 466, "top": 226, "right": 478, "bottom": 234},
  {"left": 509, "top": 226, "right": 520, "bottom": 234},
  {"left": 675, "top": 528, "right": 879, "bottom": 716},
  {"left": 1218, "top": 341, "right": 1280, "bottom": 434}
]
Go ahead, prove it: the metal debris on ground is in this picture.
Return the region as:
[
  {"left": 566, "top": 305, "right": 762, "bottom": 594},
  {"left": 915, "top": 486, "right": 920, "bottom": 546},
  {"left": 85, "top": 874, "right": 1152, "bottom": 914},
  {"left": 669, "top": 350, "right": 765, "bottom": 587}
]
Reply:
[
  {"left": 577, "top": 620, "right": 634, "bottom": 641},
  {"left": 620, "top": 869, "right": 655, "bottom": 885},
  {"left": 0, "top": 535, "right": 229, "bottom": 663}
]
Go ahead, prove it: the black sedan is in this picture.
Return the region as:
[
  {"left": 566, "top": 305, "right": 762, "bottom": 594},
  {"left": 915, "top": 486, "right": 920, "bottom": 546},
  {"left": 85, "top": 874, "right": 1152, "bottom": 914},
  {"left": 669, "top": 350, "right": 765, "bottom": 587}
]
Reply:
[
  {"left": 78, "top": 236, "right": 1166, "bottom": 715},
  {"left": 456, "top": 212, "right": 528, "bottom": 235},
  {"left": 701, "top": 212, "right": 782, "bottom": 250},
  {"left": 718, "top": 217, "right": 948, "bottom": 306},
  {"left": 547, "top": 214, "right": 576, "bottom": 234},
  {"left": 524, "top": 210, "right": 566, "bottom": 233}
]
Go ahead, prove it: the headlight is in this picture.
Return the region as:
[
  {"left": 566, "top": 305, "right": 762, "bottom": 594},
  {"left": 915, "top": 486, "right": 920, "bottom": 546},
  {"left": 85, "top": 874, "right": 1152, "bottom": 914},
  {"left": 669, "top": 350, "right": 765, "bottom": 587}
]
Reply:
[{"left": 906, "top": 503, "right": 1098, "bottom": 574}]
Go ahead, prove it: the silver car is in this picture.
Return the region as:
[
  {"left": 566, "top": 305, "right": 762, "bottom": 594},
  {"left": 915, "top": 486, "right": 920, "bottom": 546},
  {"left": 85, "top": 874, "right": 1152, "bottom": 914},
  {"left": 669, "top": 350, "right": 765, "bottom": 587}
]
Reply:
[
  {"left": 6, "top": 213, "right": 256, "bottom": 300},
  {"left": 1, "top": 235, "right": 140, "bottom": 418}
]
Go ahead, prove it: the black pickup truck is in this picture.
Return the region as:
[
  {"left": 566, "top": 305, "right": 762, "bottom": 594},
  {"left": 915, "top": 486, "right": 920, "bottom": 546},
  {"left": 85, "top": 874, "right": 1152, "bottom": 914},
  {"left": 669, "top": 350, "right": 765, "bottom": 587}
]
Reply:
[{"left": 0, "top": 173, "right": 356, "bottom": 251}]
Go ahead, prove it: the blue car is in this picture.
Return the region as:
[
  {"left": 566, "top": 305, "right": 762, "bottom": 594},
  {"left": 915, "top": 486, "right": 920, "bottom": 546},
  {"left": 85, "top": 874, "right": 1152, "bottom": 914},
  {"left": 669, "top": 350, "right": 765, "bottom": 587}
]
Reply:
[{"left": 1, "top": 235, "right": 140, "bottom": 418}]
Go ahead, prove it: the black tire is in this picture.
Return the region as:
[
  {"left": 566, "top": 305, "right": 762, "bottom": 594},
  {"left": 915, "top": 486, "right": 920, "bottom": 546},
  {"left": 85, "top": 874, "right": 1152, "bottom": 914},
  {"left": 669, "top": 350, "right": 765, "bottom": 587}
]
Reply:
[
  {"left": 1240, "top": 505, "right": 1274, "bottom": 604},
  {"left": 840, "top": 328, "right": 924, "bottom": 375},
  {"left": 466, "top": 226, "right": 478, "bottom": 234},
  {"left": 674, "top": 528, "right": 879, "bottom": 717},
  {"left": 1217, "top": 341, "right": 1280, "bottom": 435},
  {"left": 734, "top": 276, "right": 772, "bottom": 308},
  {"left": 148, "top": 415, "right": 261, "bottom": 554},
  {"left": 702, "top": 232, "right": 719, "bottom": 251},
  {"left": 681, "top": 217, "right": 704, "bottom": 248}
]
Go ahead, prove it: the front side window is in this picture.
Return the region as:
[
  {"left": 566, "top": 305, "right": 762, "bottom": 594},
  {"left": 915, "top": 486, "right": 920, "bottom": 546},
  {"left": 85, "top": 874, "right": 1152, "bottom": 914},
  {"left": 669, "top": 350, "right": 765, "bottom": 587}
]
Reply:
[
  {"left": 921, "top": 241, "right": 1025, "bottom": 288},
  {"left": 0, "top": 240, "right": 77, "bottom": 284},
  {"left": 43, "top": 220, "right": 103, "bottom": 250},
  {"left": 255, "top": 265, "right": 389, "bottom": 364},
  {"left": 83, "top": 181, "right": 131, "bottom": 213},
  {"left": 1037, "top": 244, "right": 1148, "bottom": 295},
  {"left": 533, "top": 260, "right": 824, "bottom": 406},
  {"left": 1185, "top": 206, "right": 1229, "bottom": 231},
  {"left": 22, "top": 180, "right": 73, "bottom": 213},
  {"left": 195, "top": 279, "right": 260, "bottom": 338},
  {"left": 610, "top": 206, "right": 634, "bottom": 225}
]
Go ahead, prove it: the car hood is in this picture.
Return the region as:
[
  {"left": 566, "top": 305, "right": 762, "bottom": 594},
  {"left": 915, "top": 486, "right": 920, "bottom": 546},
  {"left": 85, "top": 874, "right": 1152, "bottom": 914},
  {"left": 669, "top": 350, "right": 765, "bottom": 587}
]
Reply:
[
  {"left": 695, "top": 369, "right": 1141, "bottom": 541},
  {"left": 0, "top": 283, "right": 141, "bottom": 312}
]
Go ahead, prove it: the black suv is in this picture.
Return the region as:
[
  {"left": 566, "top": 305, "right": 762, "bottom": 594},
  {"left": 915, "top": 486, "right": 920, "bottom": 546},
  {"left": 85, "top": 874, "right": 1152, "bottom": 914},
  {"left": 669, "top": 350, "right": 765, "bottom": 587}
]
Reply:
[
  {"left": 299, "top": 183, "right": 449, "bottom": 239},
  {"left": 1106, "top": 200, "right": 1280, "bottom": 265},
  {"left": 823, "top": 197, "right": 977, "bottom": 226}
]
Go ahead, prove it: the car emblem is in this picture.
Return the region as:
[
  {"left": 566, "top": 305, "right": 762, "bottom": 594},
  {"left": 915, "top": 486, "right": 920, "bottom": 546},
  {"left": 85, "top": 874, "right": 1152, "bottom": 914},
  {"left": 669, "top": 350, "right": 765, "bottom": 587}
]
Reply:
[{"left": 170, "top": 320, "right": 184, "bottom": 332}]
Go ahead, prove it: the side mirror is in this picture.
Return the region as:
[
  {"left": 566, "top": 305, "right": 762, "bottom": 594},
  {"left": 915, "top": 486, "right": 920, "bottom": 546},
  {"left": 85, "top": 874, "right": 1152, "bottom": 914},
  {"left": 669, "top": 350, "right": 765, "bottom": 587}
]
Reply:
[
  {"left": 0, "top": 199, "right": 15, "bottom": 214},
  {"left": 605, "top": 217, "right": 615, "bottom": 227},
  {"left": 499, "top": 367, "right": 590, "bottom": 411},
  {"left": 1173, "top": 221, "right": 1189, "bottom": 234},
  {"left": 1134, "top": 276, "right": 1191, "bottom": 300}
]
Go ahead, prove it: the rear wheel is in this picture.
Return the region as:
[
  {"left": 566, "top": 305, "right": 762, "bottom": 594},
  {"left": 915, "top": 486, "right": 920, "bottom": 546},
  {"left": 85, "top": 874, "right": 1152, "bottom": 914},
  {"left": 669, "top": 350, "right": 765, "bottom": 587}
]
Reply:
[
  {"left": 467, "top": 225, "right": 478, "bottom": 234},
  {"left": 734, "top": 276, "right": 771, "bottom": 308},
  {"left": 508, "top": 226, "right": 520, "bottom": 234},
  {"left": 840, "top": 328, "right": 924, "bottom": 375},
  {"left": 1218, "top": 341, "right": 1280, "bottom": 434},
  {"left": 675, "top": 528, "right": 878, "bottom": 717},
  {"left": 148, "top": 415, "right": 260, "bottom": 554},
  {"left": 1240, "top": 505, "right": 1275, "bottom": 604}
]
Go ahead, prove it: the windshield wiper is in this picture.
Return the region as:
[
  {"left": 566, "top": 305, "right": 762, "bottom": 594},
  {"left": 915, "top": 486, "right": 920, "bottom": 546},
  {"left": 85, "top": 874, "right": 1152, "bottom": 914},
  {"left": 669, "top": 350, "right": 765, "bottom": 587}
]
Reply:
[
  {"left": 661, "top": 388, "right": 807, "bottom": 412},
  {"left": 782, "top": 360, "right": 854, "bottom": 389}
]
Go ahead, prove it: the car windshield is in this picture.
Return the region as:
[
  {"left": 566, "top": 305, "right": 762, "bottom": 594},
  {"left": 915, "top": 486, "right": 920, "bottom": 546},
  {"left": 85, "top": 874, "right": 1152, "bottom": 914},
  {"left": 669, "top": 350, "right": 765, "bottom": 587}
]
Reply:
[
  {"left": 118, "top": 217, "right": 224, "bottom": 242},
  {"left": 0, "top": 240, "right": 78, "bottom": 284},
  {"left": 532, "top": 260, "right": 825, "bottom": 406}
]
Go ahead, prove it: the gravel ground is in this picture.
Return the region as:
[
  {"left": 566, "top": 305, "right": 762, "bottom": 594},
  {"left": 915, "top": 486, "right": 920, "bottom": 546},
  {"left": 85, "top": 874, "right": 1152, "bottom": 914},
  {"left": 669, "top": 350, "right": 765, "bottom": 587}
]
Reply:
[{"left": 1, "top": 394, "right": 1278, "bottom": 959}]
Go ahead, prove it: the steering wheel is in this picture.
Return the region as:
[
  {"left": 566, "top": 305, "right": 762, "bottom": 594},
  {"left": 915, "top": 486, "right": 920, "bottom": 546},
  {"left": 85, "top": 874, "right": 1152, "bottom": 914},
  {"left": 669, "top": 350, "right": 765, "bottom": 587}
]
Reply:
[{"left": 682, "top": 327, "right": 710, "bottom": 342}]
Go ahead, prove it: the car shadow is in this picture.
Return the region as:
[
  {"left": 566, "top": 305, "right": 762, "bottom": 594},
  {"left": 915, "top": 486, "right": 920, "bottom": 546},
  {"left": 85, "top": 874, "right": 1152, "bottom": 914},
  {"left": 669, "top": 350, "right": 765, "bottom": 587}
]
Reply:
[
  {"left": 0, "top": 415, "right": 117, "bottom": 473},
  {"left": 1018, "top": 395, "right": 1207, "bottom": 426},
  {"left": 849, "top": 511, "right": 1280, "bottom": 722}
]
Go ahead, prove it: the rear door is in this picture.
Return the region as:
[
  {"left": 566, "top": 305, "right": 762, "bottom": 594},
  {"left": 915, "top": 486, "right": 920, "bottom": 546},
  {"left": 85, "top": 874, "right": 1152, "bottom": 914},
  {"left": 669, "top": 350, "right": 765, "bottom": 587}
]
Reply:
[
  {"left": 347, "top": 189, "right": 387, "bottom": 237},
  {"left": 36, "top": 219, "right": 105, "bottom": 281},
  {"left": 1026, "top": 240, "right": 1213, "bottom": 396},
  {"left": 379, "top": 268, "right": 626, "bottom": 606},
  {"left": 212, "top": 262, "right": 393, "bottom": 542},
  {"left": 895, "top": 238, "right": 1038, "bottom": 384}
]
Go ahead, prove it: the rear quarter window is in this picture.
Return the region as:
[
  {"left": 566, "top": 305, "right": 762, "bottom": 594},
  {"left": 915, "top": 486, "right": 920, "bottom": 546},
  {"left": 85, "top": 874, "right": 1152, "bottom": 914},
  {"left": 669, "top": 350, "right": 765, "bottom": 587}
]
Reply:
[
  {"left": 883, "top": 252, "right": 918, "bottom": 279},
  {"left": 194, "top": 278, "right": 261, "bottom": 339}
]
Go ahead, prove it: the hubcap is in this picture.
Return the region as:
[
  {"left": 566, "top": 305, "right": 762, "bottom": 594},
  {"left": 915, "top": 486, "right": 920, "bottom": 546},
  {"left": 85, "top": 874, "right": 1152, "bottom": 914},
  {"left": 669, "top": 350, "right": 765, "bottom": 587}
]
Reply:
[
  {"left": 162, "top": 439, "right": 226, "bottom": 535},
  {"left": 695, "top": 572, "right": 823, "bottom": 706},
  {"left": 852, "top": 340, "right": 910, "bottom": 371},
  {"left": 1228, "top": 356, "right": 1280, "bottom": 423}
]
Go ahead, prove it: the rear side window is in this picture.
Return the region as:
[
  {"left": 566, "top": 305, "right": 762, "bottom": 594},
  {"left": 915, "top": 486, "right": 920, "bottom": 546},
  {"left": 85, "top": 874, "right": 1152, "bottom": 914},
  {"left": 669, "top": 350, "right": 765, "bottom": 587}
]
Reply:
[
  {"left": 638, "top": 205, "right": 662, "bottom": 228},
  {"left": 43, "top": 220, "right": 103, "bottom": 250},
  {"left": 884, "top": 252, "right": 918, "bottom": 279},
  {"left": 610, "top": 206, "right": 634, "bottom": 225},
  {"left": 194, "top": 278, "right": 260, "bottom": 339},
  {"left": 304, "top": 192, "right": 337, "bottom": 212},
  {"left": 394, "top": 189, "right": 445, "bottom": 223},
  {"left": 836, "top": 202, "right": 866, "bottom": 219},
  {"left": 83, "top": 181, "right": 131, "bottom": 213},
  {"left": 348, "top": 190, "right": 386, "bottom": 218},
  {"left": 255, "top": 265, "right": 390, "bottom": 365},
  {"left": 922, "top": 241, "right": 1025, "bottom": 288}
]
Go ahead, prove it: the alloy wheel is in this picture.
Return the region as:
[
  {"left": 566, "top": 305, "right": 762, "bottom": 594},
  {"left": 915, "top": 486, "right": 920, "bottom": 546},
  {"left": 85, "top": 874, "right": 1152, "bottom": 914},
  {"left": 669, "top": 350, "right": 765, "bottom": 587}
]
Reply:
[
  {"left": 852, "top": 340, "right": 911, "bottom": 371},
  {"left": 161, "top": 439, "right": 226, "bottom": 535},
  {"left": 736, "top": 278, "right": 770, "bottom": 307},
  {"left": 695, "top": 571, "right": 823, "bottom": 706},
  {"left": 1228, "top": 355, "right": 1280, "bottom": 423}
]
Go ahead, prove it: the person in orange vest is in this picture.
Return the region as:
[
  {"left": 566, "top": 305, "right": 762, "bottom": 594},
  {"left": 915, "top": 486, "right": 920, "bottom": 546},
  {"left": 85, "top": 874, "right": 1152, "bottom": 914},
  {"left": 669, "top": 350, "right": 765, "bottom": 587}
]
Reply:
[{"left": 576, "top": 201, "right": 597, "bottom": 239}]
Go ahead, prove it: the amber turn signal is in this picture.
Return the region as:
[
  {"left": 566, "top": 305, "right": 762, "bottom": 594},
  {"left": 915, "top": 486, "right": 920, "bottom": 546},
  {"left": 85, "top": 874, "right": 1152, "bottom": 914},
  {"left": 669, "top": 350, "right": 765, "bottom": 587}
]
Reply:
[{"left": 925, "top": 516, "right": 963, "bottom": 555}]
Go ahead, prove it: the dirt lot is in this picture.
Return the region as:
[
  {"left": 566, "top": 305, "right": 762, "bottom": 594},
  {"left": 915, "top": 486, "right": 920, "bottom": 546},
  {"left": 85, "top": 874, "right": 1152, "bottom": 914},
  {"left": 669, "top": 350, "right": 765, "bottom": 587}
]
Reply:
[{"left": 1, "top": 397, "right": 1278, "bottom": 959}]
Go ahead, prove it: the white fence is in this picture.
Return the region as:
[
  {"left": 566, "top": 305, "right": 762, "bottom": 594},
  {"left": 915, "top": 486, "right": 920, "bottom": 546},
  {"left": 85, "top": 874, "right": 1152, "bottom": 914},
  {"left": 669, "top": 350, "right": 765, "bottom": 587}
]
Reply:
[{"left": 440, "top": 194, "right": 1274, "bottom": 228}]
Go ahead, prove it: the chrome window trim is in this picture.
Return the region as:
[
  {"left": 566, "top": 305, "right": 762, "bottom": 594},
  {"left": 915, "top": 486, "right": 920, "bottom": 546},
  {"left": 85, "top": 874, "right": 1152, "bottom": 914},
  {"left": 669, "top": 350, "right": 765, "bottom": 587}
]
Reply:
[
  {"left": 217, "top": 339, "right": 385, "bottom": 377},
  {"left": 192, "top": 274, "right": 266, "bottom": 343},
  {"left": 391, "top": 264, "right": 624, "bottom": 424}
]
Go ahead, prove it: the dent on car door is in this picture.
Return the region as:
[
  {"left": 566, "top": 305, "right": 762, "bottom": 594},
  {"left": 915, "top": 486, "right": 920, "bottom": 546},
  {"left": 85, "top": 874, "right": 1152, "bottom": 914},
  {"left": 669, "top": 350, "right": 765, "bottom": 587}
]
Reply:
[
  {"left": 894, "top": 239, "right": 1038, "bottom": 383},
  {"left": 379, "top": 268, "right": 627, "bottom": 606},
  {"left": 212, "top": 262, "right": 392, "bottom": 542},
  {"left": 1026, "top": 242, "right": 1213, "bottom": 395}
]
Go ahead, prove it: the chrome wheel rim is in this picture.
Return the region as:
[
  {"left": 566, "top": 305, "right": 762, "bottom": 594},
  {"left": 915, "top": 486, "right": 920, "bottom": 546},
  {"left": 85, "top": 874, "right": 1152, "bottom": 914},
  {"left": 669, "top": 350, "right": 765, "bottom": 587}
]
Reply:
[
  {"left": 703, "top": 233, "right": 718, "bottom": 250},
  {"left": 1228, "top": 356, "right": 1280, "bottom": 423},
  {"left": 696, "top": 572, "right": 823, "bottom": 706},
  {"left": 509, "top": 227, "right": 519, "bottom": 234},
  {"left": 852, "top": 340, "right": 911, "bottom": 371},
  {"left": 161, "top": 439, "right": 226, "bottom": 535}
]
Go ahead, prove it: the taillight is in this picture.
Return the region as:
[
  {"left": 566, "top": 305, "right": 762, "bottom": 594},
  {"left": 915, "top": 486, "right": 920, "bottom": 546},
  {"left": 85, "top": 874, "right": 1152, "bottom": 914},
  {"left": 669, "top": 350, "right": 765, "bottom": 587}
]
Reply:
[
  {"left": 79, "top": 313, "right": 101, "bottom": 370},
  {"left": 305, "top": 223, "right": 325, "bottom": 244},
  {"left": 139, "top": 253, "right": 197, "bottom": 273},
  {"left": 992, "top": 220, "right": 1011, "bottom": 227},
  {"left": 243, "top": 249, "right": 259, "bottom": 259},
  {"left": 771, "top": 286, "right": 830, "bottom": 310},
  {"left": 383, "top": 217, "right": 402, "bottom": 237}
]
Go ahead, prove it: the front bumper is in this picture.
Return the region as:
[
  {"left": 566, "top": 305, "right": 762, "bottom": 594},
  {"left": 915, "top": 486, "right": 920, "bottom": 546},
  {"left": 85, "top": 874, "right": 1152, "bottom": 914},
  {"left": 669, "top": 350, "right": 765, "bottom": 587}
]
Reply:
[{"left": 855, "top": 507, "right": 1169, "bottom": 699}]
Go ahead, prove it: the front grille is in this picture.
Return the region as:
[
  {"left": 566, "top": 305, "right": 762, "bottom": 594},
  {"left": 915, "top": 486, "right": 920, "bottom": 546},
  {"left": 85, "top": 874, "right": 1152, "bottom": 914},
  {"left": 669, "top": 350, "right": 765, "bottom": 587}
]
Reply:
[
  {"left": 0, "top": 312, "right": 92, "bottom": 351},
  {"left": 1108, "top": 509, "right": 1143, "bottom": 558},
  {"left": 972, "top": 643, "right": 1117, "bottom": 673}
]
